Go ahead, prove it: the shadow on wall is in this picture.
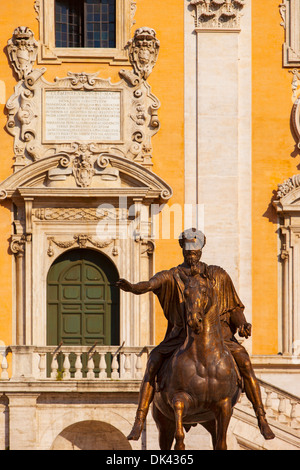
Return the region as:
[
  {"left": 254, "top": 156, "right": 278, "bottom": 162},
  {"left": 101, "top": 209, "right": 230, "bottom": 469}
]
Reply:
[{"left": 51, "top": 420, "right": 132, "bottom": 450}]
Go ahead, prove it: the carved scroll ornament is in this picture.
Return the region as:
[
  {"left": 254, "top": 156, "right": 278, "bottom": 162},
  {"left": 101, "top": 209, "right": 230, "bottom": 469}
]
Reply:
[
  {"left": 5, "top": 66, "right": 160, "bottom": 169},
  {"left": 10, "top": 235, "right": 26, "bottom": 256}
]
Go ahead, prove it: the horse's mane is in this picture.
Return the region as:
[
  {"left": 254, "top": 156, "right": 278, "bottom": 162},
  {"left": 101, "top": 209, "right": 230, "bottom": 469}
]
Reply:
[{"left": 185, "top": 273, "right": 220, "bottom": 328}]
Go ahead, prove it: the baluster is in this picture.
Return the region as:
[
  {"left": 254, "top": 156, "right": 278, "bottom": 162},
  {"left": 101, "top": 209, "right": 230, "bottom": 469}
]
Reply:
[
  {"left": 87, "top": 354, "right": 95, "bottom": 379},
  {"left": 123, "top": 353, "right": 132, "bottom": 379},
  {"left": 135, "top": 353, "right": 143, "bottom": 380},
  {"left": 50, "top": 353, "right": 59, "bottom": 379},
  {"left": 99, "top": 353, "right": 107, "bottom": 379},
  {"left": 265, "top": 390, "right": 274, "bottom": 418},
  {"left": 240, "top": 393, "right": 249, "bottom": 408},
  {"left": 38, "top": 352, "right": 46, "bottom": 379},
  {"left": 290, "top": 400, "right": 300, "bottom": 429},
  {"left": 74, "top": 353, "right": 83, "bottom": 379},
  {"left": 111, "top": 353, "right": 119, "bottom": 379},
  {"left": 63, "top": 353, "right": 71, "bottom": 379},
  {"left": 0, "top": 350, "right": 9, "bottom": 380},
  {"left": 277, "top": 394, "right": 288, "bottom": 424}
]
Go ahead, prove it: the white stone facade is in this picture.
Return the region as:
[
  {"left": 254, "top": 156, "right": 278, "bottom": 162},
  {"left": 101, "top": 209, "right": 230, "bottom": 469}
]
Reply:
[{"left": 0, "top": 372, "right": 299, "bottom": 450}]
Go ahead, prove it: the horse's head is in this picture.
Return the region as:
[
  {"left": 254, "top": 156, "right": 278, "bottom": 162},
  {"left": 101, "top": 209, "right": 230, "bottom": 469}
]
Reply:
[{"left": 184, "top": 275, "right": 214, "bottom": 334}]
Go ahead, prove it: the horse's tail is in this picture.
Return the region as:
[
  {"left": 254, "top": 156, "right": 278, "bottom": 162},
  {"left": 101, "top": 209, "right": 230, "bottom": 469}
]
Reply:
[{"left": 231, "top": 381, "right": 242, "bottom": 408}]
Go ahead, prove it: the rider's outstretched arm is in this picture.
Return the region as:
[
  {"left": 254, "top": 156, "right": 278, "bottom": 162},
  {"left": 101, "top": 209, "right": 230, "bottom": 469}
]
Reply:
[{"left": 116, "top": 276, "right": 163, "bottom": 295}]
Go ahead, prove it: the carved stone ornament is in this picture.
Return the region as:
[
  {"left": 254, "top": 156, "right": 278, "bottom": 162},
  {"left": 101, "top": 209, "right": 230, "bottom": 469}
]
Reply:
[
  {"left": 7, "top": 27, "right": 39, "bottom": 79},
  {"left": 277, "top": 174, "right": 300, "bottom": 199},
  {"left": 10, "top": 235, "right": 26, "bottom": 256},
  {"left": 125, "top": 27, "right": 160, "bottom": 80},
  {"left": 47, "top": 235, "right": 113, "bottom": 257},
  {"left": 72, "top": 153, "right": 95, "bottom": 188},
  {"left": 0, "top": 152, "right": 173, "bottom": 204},
  {"left": 34, "top": 207, "right": 128, "bottom": 221},
  {"left": 289, "top": 69, "right": 300, "bottom": 100},
  {"left": 5, "top": 28, "right": 161, "bottom": 171},
  {"left": 190, "top": 0, "right": 245, "bottom": 31},
  {"left": 291, "top": 95, "right": 300, "bottom": 149}
]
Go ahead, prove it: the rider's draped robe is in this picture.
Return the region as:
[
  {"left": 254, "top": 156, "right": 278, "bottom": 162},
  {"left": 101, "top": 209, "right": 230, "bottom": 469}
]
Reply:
[{"left": 152, "top": 262, "right": 246, "bottom": 356}]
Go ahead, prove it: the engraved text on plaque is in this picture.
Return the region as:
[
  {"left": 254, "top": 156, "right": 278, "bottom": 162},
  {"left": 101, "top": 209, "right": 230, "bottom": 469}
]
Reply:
[{"left": 44, "top": 90, "right": 121, "bottom": 142}]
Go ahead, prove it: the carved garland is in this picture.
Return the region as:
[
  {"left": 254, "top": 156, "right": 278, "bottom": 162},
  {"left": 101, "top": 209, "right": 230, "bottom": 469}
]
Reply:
[{"left": 47, "top": 235, "right": 116, "bottom": 257}]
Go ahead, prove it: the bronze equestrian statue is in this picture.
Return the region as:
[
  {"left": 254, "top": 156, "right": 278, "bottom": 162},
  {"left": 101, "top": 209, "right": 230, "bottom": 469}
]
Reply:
[
  {"left": 152, "top": 273, "right": 240, "bottom": 450},
  {"left": 117, "top": 228, "right": 275, "bottom": 449}
]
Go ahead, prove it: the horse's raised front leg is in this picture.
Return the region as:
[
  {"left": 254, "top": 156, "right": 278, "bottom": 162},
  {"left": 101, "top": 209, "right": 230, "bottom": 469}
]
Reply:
[
  {"left": 172, "top": 397, "right": 186, "bottom": 451},
  {"left": 214, "top": 397, "right": 232, "bottom": 450}
]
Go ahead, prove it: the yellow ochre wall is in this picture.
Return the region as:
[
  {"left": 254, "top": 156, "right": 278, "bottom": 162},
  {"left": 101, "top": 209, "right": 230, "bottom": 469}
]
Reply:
[
  {"left": 134, "top": 1, "right": 185, "bottom": 343},
  {"left": 252, "top": 0, "right": 296, "bottom": 354},
  {"left": 2, "top": 0, "right": 291, "bottom": 355},
  {"left": 0, "top": 1, "right": 185, "bottom": 347}
]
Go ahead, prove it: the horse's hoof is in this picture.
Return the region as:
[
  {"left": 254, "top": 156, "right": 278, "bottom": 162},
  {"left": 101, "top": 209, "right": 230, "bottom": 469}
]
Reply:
[{"left": 174, "top": 440, "right": 185, "bottom": 451}]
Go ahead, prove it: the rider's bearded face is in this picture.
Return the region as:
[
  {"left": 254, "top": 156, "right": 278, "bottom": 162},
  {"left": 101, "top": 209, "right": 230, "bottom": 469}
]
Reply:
[{"left": 183, "top": 248, "right": 202, "bottom": 266}]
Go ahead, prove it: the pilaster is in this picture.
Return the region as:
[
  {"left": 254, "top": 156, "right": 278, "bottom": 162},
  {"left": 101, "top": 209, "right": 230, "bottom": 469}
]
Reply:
[
  {"left": 185, "top": 0, "right": 252, "bottom": 348},
  {"left": 6, "top": 393, "right": 39, "bottom": 450}
]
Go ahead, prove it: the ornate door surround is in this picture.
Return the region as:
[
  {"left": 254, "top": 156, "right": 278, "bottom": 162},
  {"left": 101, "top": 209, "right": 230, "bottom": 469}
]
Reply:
[{"left": 0, "top": 152, "right": 172, "bottom": 348}]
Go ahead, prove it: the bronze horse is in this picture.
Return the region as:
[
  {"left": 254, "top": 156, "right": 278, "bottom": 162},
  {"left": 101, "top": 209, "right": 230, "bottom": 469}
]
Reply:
[{"left": 152, "top": 274, "right": 242, "bottom": 450}]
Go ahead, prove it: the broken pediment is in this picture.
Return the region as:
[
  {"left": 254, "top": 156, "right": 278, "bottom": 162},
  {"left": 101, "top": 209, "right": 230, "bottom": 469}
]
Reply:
[{"left": 0, "top": 152, "right": 173, "bottom": 203}]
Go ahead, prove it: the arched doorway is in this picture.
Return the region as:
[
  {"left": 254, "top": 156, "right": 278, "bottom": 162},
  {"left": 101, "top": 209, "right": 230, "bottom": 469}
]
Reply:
[
  {"left": 47, "top": 249, "right": 119, "bottom": 375},
  {"left": 51, "top": 420, "right": 132, "bottom": 450}
]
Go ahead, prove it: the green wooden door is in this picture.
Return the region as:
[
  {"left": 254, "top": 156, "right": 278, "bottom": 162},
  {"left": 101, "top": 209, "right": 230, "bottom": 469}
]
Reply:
[{"left": 47, "top": 249, "right": 119, "bottom": 376}]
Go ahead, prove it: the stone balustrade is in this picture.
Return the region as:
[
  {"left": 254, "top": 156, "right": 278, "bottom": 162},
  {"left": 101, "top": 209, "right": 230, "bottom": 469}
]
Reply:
[
  {"left": 0, "top": 344, "right": 153, "bottom": 381},
  {"left": 238, "top": 379, "right": 300, "bottom": 431},
  {"left": 0, "top": 345, "right": 299, "bottom": 433}
]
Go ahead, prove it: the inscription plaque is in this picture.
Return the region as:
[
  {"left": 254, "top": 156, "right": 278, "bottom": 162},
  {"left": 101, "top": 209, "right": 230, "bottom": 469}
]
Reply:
[{"left": 44, "top": 90, "right": 121, "bottom": 142}]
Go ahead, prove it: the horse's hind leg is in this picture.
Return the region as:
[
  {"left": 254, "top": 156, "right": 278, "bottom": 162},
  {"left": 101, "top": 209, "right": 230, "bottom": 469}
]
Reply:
[
  {"left": 152, "top": 403, "right": 175, "bottom": 450},
  {"left": 214, "top": 397, "right": 232, "bottom": 450},
  {"left": 201, "top": 420, "right": 217, "bottom": 450}
]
